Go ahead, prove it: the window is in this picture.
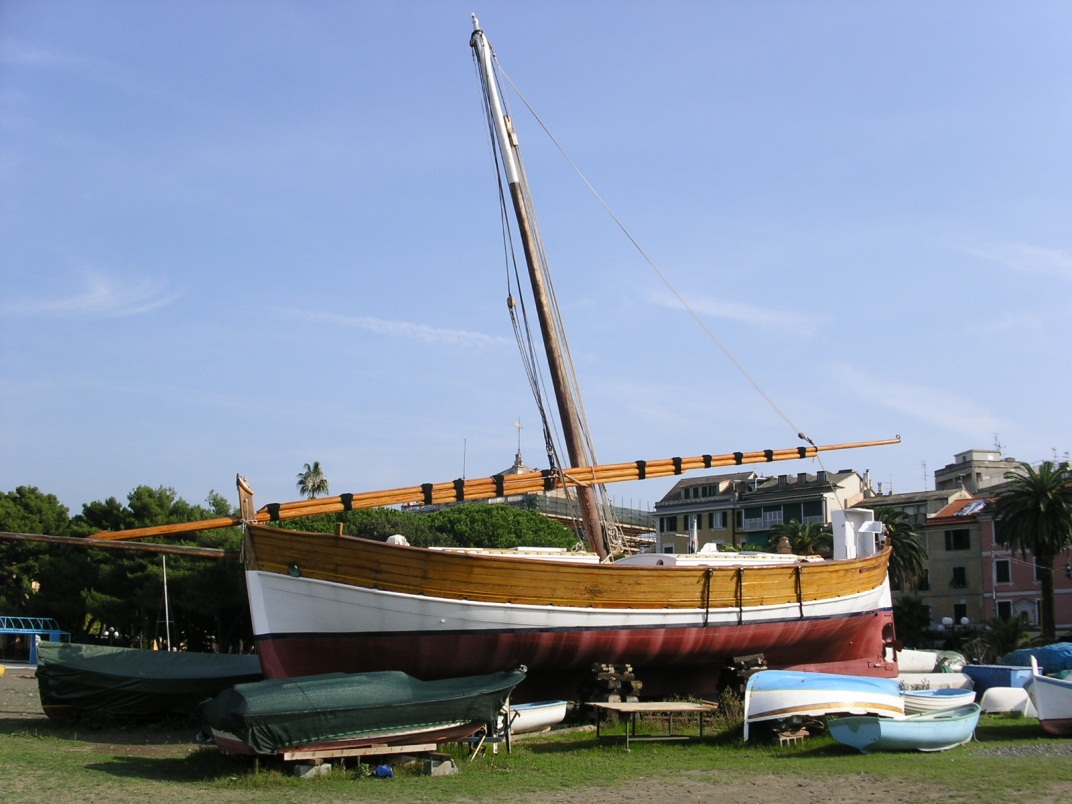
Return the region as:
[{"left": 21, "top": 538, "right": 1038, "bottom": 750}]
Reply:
[
  {"left": 708, "top": 511, "right": 727, "bottom": 530},
  {"left": 944, "top": 529, "right": 970, "bottom": 551},
  {"left": 918, "top": 570, "right": 930, "bottom": 592},
  {"left": 659, "top": 516, "right": 677, "bottom": 534},
  {"left": 950, "top": 567, "right": 967, "bottom": 588},
  {"left": 995, "top": 560, "right": 1011, "bottom": 584},
  {"left": 954, "top": 603, "right": 968, "bottom": 623},
  {"left": 662, "top": 545, "right": 675, "bottom": 554},
  {"left": 997, "top": 601, "right": 1012, "bottom": 620}
]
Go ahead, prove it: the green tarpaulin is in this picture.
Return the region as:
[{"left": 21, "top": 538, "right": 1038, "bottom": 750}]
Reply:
[
  {"left": 36, "top": 642, "right": 263, "bottom": 719},
  {"left": 200, "top": 667, "right": 526, "bottom": 754}
]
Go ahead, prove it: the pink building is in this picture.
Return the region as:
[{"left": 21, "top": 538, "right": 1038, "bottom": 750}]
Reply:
[{"left": 919, "top": 498, "right": 1072, "bottom": 631}]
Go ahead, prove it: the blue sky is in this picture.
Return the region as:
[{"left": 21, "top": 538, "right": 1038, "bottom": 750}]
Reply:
[{"left": 3, "top": 1, "right": 1070, "bottom": 518}]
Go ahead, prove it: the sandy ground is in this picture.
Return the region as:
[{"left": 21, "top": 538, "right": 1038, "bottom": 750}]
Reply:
[{"left": 3, "top": 663, "right": 1072, "bottom": 803}]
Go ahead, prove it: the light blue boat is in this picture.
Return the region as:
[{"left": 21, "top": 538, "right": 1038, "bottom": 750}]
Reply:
[
  {"left": 743, "top": 669, "right": 904, "bottom": 740},
  {"left": 828, "top": 703, "right": 981, "bottom": 753}
]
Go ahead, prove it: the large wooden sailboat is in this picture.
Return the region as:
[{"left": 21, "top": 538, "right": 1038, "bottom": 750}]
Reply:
[
  {"left": 236, "top": 19, "right": 897, "bottom": 698},
  {"left": 241, "top": 512, "right": 896, "bottom": 695},
  {"left": 84, "top": 18, "right": 901, "bottom": 700}
]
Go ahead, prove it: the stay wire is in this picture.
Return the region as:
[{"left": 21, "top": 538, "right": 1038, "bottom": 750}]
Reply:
[{"left": 495, "top": 65, "right": 817, "bottom": 459}]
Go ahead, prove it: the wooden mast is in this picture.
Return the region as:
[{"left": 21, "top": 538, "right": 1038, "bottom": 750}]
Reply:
[{"left": 471, "top": 16, "right": 610, "bottom": 559}]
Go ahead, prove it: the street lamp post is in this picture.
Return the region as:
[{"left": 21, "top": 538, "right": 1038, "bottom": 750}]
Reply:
[{"left": 940, "top": 616, "right": 970, "bottom": 651}]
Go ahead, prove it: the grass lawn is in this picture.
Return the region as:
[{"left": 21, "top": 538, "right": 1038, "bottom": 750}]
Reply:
[{"left": 2, "top": 707, "right": 1072, "bottom": 804}]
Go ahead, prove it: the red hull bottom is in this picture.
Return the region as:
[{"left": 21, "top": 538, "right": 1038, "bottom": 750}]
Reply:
[
  {"left": 1039, "top": 718, "right": 1072, "bottom": 737},
  {"left": 256, "top": 612, "right": 896, "bottom": 701}
]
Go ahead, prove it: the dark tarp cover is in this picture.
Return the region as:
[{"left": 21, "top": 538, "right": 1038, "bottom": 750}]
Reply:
[
  {"left": 1002, "top": 642, "right": 1072, "bottom": 674},
  {"left": 35, "top": 641, "right": 263, "bottom": 719},
  {"left": 199, "top": 667, "right": 526, "bottom": 755}
]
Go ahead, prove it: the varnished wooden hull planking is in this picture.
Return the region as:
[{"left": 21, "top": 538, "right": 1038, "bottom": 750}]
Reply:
[
  {"left": 244, "top": 524, "right": 890, "bottom": 609},
  {"left": 243, "top": 523, "right": 895, "bottom": 689}
]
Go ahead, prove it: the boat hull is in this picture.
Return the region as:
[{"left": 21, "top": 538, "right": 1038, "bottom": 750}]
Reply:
[
  {"left": 903, "top": 688, "right": 976, "bottom": 714},
  {"left": 978, "top": 686, "right": 1036, "bottom": 716},
  {"left": 200, "top": 668, "right": 526, "bottom": 756},
  {"left": 962, "top": 664, "right": 1034, "bottom": 698},
  {"left": 244, "top": 524, "right": 895, "bottom": 697},
  {"left": 743, "top": 669, "right": 904, "bottom": 740},
  {"left": 509, "top": 700, "right": 568, "bottom": 734},
  {"left": 35, "top": 642, "right": 263, "bottom": 721},
  {"left": 828, "top": 703, "right": 981, "bottom": 753},
  {"left": 1025, "top": 662, "right": 1072, "bottom": 736}
]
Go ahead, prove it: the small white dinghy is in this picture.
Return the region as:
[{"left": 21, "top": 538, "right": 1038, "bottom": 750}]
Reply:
[
  {"left": 978, "top": 686, "right": 1037, "bottom": 716},
  {"left": 506, "top": 700, "right": 568, "bottom": 735},
  {"left": 903, "top": 687, "right": 976, "bottom": 714},
  {"left": 898, "top": 672, "right": 974, "bottom": 691}
]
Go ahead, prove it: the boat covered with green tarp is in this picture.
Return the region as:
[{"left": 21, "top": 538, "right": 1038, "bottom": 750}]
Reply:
[
  {"left": 36, "top": 641, "right": 263, "bottom": 720},
  {"left": 199, "top": 667, "right": 527, "bottom": 756}
]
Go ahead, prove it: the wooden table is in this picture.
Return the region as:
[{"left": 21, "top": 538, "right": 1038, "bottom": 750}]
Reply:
[{"left": 591, "top": 701, "right": 718, "bottom": 750}]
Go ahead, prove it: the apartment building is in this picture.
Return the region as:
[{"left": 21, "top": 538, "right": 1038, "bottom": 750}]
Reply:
[
  {"left": 654, "top": 468, "right": 870, "bottom": 553},
  {"left": 918, "top": 497, "right": 1072, "bottom": 631}
]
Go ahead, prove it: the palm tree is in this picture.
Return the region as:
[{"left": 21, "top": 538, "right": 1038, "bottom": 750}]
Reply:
[
  {"left": 766, "top": 520, "right": 832, "bottom": 556},
  {"left": 993, "top": 461, "right": 1072, "bottom": 640},
  {"left": 874, "top": 507, "right": 928, "bottom": 592},
  {"left": 296, "top": 461, "right": 330, "bottom": 500},
  {"left": 892, "top": 595, "right": 932, "bottom": 649}
]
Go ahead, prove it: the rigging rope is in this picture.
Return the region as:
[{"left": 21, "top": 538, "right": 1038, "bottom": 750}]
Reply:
[
  {"left": 492, "top": 63, "right": 840, "bottom": 533},
  {"left": 473, "top": 55, "right": 558, "bottom": 470},
  {"left": 472, "top": 47, "right": 595, "bottom": 548},
  {"left": 494, "top": 65, "right": 816, "bottom": 454},
  {"left": 494, "top": 61, "right": 624, "bottom": 554}
]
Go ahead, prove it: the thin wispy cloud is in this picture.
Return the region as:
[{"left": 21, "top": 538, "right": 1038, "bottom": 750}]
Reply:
[
  {"left": 2, "top": 271, "right": 181, "bottom": 318},
  {"left": 647, "top": 289, "right": 821, "bottom": 335},
  {"left": 281, "top": 309, "right": 511, "bottom": 349},
  {"left": 963, "top": 242, "right": 1072, "bottom": 282},
  {"left": 1, "top": 38, "right": 171, "bottom": 105},
  {"left": 0, "top": 40, "right": 79, "bottom": 70},
  {"left": 833, "top": 364, "right": 1003, "bottom": 438}
]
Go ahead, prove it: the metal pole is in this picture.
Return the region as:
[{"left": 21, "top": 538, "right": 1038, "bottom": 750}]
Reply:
[{"left": 162, "top": 555, "right": 172, "bottom": 651}]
